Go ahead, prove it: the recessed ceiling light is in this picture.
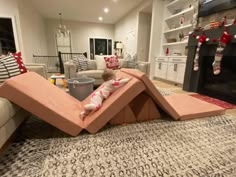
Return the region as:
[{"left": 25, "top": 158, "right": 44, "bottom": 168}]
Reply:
[
  {"left": 98, "top": 17, "right": 103, "bottom": 21},
  {"left": 104, "top": 8, "right": 109, "bottom": 13}
]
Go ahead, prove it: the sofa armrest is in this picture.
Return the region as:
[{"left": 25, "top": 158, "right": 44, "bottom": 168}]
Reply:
[
  {"left": 25, "top": 63, "right": 47, "bottom": 79},
  {"left": 136, "top": 61, "right": 150, "bottom": 75},
  {"left": 64, "top": 62, "right": 76, "bottom": 79}
]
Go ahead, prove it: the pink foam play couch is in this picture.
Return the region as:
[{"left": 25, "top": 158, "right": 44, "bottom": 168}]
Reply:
[{"left": 0, "top": 69, "right": 225, "bottom": 136}]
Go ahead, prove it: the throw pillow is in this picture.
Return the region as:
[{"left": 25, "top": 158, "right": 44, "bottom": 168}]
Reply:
[
  {"left": 123, "top": 53, "right": 137, "bottom": 68},
  {"left": 104, "top": 55, "right": 120, "bottom": 70},
  {"left": 0, "top": 52, "right": 27, "bottom": 84},
  {"left": 95, "top": 55, "right": 107, "bottom": 70},
  {"left": 72, "top": 54, "right": 88, "bottom": 71}
]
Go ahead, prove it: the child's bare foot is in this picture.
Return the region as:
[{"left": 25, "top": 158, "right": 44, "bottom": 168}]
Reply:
[{"left": 80, "top": 111, "right": 87, "bottom": 120}]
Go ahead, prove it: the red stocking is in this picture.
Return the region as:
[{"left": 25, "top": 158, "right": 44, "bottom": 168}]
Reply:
[
  {"left": 193, "top": 34, "right": 207, "bottom": 71},
  {"left": 212, "top": 31, "right": 231, "bottom": 75}
]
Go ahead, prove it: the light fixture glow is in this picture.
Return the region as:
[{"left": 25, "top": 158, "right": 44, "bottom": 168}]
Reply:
[
  {"left": 104, "top": 8, "right": 109, "bottom": 13},
  {"left": 98, "top": 17, "right": 103, "bottom": 21},
  {"left": 57, "top": 13, "right": 70, "bottom": 37}
]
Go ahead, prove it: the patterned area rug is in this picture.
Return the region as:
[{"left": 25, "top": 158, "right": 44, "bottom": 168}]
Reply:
[
  {"left": 1, "top": 114, "right": 236, "bottom": 177},
  {"left": 190, "top": 94, "right": 236, "bottom": 109}
]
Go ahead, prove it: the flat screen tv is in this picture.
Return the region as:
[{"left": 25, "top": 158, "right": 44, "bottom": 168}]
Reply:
[{"left": 198, "top": 0, "right": 236, "bottom": 17}]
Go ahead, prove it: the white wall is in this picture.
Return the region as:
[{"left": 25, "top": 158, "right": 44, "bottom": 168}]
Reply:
[
  {"left": 137, "top": 12, "right": 152, "bottom": 62},
  {"left": 149, "top": 0, "right": 164, "bottom": 78},
  {"left": 114, "top": 1, "right": 152, "bottom": 58},
  {"left": 18, "top": 0, "right": 48, "bottom": 62},
  {"left": 0, "top": 0, "right": 48, "bottom": 62},
  {"left": 45, "top": 19, "right": 114, "bottom": 57}
]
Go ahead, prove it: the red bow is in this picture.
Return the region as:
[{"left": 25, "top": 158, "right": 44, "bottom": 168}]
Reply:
[
  {"left": 220, "top": 31, "right": 231, "bottom": 44},
  {"left": 198, "top": 34, "right": 207, "bottom": 43}
]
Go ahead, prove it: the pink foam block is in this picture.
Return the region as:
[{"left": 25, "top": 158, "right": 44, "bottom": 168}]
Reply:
[
  {"left": 121, "top": 68, "right": 225, "bottom": 120},
  {"left": 82, "top": 70, "right": 145, "bottom": 133},
  {"left": 0, "top": 72, "right": 83, "bottom": 136}
]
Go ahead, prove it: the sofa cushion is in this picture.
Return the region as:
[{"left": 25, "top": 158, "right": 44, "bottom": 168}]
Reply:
[
  {"left": 87, "top": 60, "right": 97, "bottom": 70},
  {"left": 77, "top": 70, "right": 104, "bottom": 79},
  {"left": 0, "top": 52, "right": 27, "bottom": 84},
  {"left": 95, "top": 55, "right": 107, "bottom": 70},
  {"left": 0, "top": 97, "right": 20, "bottom": 128}
]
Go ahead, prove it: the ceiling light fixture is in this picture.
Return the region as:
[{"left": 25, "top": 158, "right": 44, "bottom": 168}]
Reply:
[
  {"left": 98, "top": 17, "right": 103, "bottom": 21},
  {"left": 104, "top": 8, "right": 109, "bottom": 13},
  {"left": 57, "top": 13, "right": 70, "bottom": 37}
]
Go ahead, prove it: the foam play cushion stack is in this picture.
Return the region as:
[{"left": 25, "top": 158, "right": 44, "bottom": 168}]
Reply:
[
  {"left": 0, "top": 69, "right": 225, "bottom": 136},
  {"left": 121, "top": 68, "right": 225, "bottom": 120},
  {"left": 0, "top": 70, "right": 153, "bottom": 135}
]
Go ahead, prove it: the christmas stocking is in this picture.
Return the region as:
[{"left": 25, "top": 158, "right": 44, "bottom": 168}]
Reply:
[
  {"left": 193, "top": 34, "right": 207, "bottom": 71},
  {"left": 212, "top": 31, "right": 231, "bottom": 75}
]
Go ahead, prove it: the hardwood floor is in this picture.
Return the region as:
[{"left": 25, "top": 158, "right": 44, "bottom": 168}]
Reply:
[{"left": 152, "top": 79, "right": 236, "bottom": 116}]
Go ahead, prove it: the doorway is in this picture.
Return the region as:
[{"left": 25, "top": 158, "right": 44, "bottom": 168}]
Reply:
[
  {"left": 0, "top": 18, "right": 16, "bottom": 55},
  {"left": 137, "top": 5, "right": 152, "bottom": 62}
]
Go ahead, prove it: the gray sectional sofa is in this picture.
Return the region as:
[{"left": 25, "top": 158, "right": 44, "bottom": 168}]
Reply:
[{"left": 64, "top": 55, "right": 150, "bottom": 86}]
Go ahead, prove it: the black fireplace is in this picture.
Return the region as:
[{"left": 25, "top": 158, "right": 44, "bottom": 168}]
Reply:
[{"left": 183, "top": 25, "right": 236, "bottom": 104}]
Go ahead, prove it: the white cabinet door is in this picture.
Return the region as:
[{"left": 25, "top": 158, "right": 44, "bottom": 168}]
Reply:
[
  {"left": 176, "top": 63, "right": 186, "bottom": 84},
  {"left": 166, "top": 63, "right": 177, "bottom": 82},
  {"left": 155, "top": 62, "right": 168, "bottom": 79}
]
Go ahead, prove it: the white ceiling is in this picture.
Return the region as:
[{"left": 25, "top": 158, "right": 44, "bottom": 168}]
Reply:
[{"left": 30, "top": 0, "right": 147, "bottom": 24}]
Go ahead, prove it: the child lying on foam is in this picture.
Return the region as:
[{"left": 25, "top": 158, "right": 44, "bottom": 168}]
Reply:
[{"left": 80, "top": 69, "right": 131, "bottom": 119}]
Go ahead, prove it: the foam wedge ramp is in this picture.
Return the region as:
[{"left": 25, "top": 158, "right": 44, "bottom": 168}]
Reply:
[
  {"left": 0, "top": 72, "right": 83, "bottom": 136},
  {"left": 121, "top": 68, "right": 225, "bottom": 120},
  {"left": 82, "top": 70, "right": 146, "bottom": 133}
]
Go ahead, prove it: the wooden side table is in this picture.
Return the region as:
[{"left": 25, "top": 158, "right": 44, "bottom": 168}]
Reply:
[{"left": 50, "top": 74, "right": 67, "bottom": 88}]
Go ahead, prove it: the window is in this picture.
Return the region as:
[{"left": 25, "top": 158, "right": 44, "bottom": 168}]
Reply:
[
  {"left": 0, "top": 18, "right": 16, "bottom": 55},
  {"left": 89, "top": 38, "right": 112, "bottom": 59}
]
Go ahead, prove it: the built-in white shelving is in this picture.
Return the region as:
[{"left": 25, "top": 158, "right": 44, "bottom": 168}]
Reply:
[
  {"left": 154, "top": 0, "right": 196, "bottom": 84},
  {"left": 162, "top": 40, "right": 188, "bottom": 46},
  {"left": 164, "top": 24, "right": 192, "bottom": 33},
  {"left": 158, "top": 55, "right": 187, "bottom": 58},
  {"left": 166, "top": 0, "right": 192, "bottom": 9},
  {"left": 164, "top": 6, "right": 194, "bottom": 21},
  {"left": 166, "top": 0, "right": 179, "bottom": 8}
]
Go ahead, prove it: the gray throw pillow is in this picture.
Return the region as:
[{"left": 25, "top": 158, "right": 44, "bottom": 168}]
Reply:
[{"left": 72, "top": 54, "right": 88, "bottom": 71}]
